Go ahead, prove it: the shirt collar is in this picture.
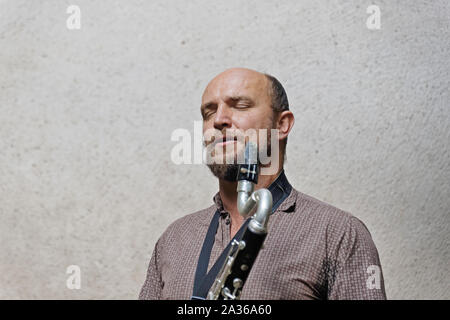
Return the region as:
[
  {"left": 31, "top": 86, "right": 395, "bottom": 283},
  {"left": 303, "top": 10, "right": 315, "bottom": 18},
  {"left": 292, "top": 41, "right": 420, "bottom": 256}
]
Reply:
[{"left": 212, "top": 170, "right": 296, "bottom": 215}]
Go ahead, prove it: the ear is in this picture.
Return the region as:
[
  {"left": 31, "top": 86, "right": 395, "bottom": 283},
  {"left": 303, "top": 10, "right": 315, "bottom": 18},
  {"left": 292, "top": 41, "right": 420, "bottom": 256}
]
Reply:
[{"left": 276, "top": 110, "right": 295, "bottom": 141}]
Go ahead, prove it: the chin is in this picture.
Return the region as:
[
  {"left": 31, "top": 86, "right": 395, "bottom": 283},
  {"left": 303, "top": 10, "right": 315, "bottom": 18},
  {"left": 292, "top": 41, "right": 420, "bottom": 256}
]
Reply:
[{"left": 207, "top": 163, "right": 239, "bottom": 181}]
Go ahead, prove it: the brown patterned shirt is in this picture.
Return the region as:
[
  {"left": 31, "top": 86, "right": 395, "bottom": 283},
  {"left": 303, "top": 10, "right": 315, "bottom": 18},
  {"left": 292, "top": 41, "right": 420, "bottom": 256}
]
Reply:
[{"left": 139, "top": 174, "right": 386, "bottom": 300}]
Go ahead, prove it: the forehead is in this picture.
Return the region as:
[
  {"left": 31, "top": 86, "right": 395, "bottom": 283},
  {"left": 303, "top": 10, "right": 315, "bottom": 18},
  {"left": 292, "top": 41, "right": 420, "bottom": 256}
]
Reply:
[{"left": 202, "top": 69, "right": 270, "bottom": 103}]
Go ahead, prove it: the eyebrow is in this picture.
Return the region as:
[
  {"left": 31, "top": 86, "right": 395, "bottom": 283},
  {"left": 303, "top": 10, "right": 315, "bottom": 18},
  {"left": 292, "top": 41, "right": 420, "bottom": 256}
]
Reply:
[
  {"left": 228, "top": 95, "right": 254, "bottom": 104},
  {"left": 201, "top": 95, "right": 254, "bottom": 111}
]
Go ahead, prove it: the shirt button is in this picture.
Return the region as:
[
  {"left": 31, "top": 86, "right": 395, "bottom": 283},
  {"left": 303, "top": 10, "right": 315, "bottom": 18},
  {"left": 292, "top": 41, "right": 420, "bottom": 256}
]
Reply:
[{"left": 224, "top": 212, "right": 230, "bottom": 225}]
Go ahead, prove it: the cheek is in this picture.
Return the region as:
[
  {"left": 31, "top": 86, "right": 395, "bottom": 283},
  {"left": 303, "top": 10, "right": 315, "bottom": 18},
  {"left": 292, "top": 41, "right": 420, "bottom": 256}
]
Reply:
[
  {"left": 203, "top": 118, "right": 214, "bottom": 130},
  {"left": 236, "top": 113, "right": 274, "bottom": 133},
  {"left": 232, "top": 111, "right": 264, "bottom": 130}
]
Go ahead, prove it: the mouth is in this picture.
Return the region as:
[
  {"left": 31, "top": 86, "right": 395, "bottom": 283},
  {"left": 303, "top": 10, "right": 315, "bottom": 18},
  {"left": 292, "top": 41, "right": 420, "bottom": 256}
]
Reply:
[{"left": 213, "top": 136, "right": 238, "bottom": 147}]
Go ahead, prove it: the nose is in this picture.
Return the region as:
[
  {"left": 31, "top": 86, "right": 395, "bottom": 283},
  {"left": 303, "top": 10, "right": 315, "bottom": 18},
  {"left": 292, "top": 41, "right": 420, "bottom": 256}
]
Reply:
[{"left": 213, "top": 104, "right": 232, "bottom": 130}]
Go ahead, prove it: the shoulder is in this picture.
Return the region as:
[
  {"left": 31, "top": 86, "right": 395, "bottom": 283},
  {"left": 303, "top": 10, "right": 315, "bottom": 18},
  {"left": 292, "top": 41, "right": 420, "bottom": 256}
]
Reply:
[
  {"left": 291, "top": 188, "right": 352, "bottom": 223},
  {"left": 290, "top": 188, "right": 374, "bottom": 240},
  {"left": 287, "top": 188, "right": 379, "bottom": 259}
]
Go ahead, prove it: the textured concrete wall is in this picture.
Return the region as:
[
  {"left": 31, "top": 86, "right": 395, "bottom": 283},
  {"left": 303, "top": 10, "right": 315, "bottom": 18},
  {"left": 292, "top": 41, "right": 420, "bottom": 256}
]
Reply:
[{"left": 0, "top": 0, "right": 448, "bottom": 299}]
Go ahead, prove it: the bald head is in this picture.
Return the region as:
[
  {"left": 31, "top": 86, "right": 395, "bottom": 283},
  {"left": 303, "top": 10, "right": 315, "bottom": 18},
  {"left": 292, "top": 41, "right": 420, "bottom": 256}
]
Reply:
[
  {"left": 202, "top": 68, "right": 271, "bottom": 110},
  {"left": 202, "top": 68, "right": 289, "bottom": 118},
  {"left": 207, "top": 67, "right": 268, "bottom": 84}
]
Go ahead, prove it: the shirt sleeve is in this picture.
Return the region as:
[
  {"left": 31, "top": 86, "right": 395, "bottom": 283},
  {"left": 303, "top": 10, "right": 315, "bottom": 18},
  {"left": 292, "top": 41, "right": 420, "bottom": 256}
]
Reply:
[
  {"left": 327, "top": 215, "right": 387, "bottom": 300},
  {"left": 138, "top": 239, "right": 163, "bottom": 300}
]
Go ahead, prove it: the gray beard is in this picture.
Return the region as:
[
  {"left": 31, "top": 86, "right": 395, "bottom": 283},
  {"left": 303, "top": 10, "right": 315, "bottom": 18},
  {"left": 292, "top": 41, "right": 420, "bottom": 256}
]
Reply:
[
  {"left": 206, "top": 163, "right": 240, "bottom": 182},
  {"left": 206, "top": 143, "right": 272, "bottom": 181},
  {"left": 205, "top": 128, "right": 273, "bottom": 181}
]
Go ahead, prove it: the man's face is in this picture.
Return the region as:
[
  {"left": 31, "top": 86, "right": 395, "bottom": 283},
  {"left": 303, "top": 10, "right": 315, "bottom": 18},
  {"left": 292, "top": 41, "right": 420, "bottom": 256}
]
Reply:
[{"left": 201, "top": 68, "right": 276, "bottom": 180}]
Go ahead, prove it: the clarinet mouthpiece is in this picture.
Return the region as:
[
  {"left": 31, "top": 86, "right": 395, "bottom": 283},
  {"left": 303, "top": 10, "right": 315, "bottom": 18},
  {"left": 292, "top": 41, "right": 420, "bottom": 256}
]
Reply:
[{"left": 237, "top": 142, "right": 259, "bottom": 184}]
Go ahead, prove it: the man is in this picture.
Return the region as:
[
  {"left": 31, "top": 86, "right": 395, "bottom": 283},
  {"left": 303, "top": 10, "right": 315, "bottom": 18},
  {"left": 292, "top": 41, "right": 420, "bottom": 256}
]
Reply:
[{"left": 139, "top": 68, "right": 386, "bottom": 300}]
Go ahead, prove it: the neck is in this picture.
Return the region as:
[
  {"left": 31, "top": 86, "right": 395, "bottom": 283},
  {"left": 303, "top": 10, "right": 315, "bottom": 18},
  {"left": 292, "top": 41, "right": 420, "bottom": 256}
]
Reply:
[{"left": 218, "top": 166, "right": 283, "bottom": 235}]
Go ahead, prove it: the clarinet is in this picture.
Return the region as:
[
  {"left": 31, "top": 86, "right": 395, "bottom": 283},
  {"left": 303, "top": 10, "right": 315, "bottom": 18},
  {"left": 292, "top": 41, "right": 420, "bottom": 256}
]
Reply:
[{"left": 206, "top": 142, "right": 273, "bottom": 300}]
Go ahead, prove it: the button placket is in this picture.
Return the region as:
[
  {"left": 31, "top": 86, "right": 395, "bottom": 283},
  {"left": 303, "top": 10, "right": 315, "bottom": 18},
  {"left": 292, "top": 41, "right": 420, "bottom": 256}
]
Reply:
[{"left": 222, "top": 212, "right": 231, "bottom": 247}]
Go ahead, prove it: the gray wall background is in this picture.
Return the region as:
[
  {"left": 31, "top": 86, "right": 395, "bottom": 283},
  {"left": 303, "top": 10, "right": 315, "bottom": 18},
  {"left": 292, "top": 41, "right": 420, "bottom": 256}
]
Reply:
[{"left": 0, "top": 0, "right": 449, "bottom": 299}]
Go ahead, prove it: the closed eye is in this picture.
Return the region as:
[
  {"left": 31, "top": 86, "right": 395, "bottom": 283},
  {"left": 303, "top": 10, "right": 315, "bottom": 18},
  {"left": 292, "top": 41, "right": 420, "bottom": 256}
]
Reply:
[
  {"left": 235, "top": 102, "right": 251, "bottom": 109},
  {"left": 228, "top": 96, "right": 254, "bottom": 109},
  {"left": 201, "top": 103, "right": 217, "bottom": 119}
]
